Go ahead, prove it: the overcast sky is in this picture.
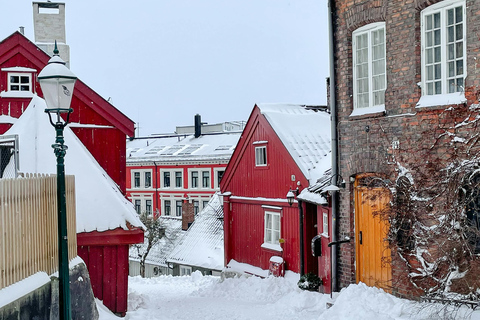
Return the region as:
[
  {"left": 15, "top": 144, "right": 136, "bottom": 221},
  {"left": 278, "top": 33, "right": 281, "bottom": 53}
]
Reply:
[{"left": 1, "top": 1, "right": 329, "bottom": 136}]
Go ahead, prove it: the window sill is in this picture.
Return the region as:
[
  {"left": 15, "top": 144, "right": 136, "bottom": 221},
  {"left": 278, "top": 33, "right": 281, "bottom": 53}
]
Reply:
[
  {"left": 349, "top": 105, "right": 386, "bottom": 120},
  {"left": 0, "top": 91, "right": 35, "bottom": 98},
  {"left": 261, "top": 243, "right": 283, "bottom": 252},
  {"left": 254, "top": 165, "right": 269, "bottom": 170},
  {"left": 416, "top": 92, "right": 467, "bottom": 109}
]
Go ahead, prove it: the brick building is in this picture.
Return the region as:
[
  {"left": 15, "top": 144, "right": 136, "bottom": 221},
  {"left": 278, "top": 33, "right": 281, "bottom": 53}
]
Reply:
[{"left": 330, "top": 0, "right": 480, "bottom": 298}]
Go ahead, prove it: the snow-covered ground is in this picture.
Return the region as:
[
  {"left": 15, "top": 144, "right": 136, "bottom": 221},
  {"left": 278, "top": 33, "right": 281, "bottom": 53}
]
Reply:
[{"left": 97, "top": 271, "right": 480, "bottom": 320}]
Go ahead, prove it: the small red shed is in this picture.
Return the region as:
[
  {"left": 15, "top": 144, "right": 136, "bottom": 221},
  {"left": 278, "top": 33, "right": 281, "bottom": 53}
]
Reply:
[
  {"left": 0, "top": 31, "right": 144, "bottom": 315},
  {"left": 221, "top": 104, "right": 333, "bottom": 291}
]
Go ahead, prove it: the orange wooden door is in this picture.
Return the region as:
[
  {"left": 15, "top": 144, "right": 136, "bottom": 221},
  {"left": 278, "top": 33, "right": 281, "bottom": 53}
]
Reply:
[{"left": 355, "top": 182, "right": 392, "bottom": 292}]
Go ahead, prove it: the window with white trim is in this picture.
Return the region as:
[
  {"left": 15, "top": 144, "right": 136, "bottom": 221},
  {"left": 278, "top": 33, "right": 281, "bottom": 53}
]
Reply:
[
  {"left": 8, "top": 73, "right": 32, "bottom": 92},
  {"left": 131, "top": 169, "right": 153, "bottom": 189},
  {"left": 352, "top": 22, "right": 386, "bottom": 110},
  {"left": 322, "top": 212, "right": 329, "bottom": 236},
  {"left": 194, "top": 200, "right": 199, "bottom": 214},
  {"left": 134, "top": 199, "right": 141, "bottom": 214},
  {"left": 164, "top": 200, "right": 171, "bottom": 216},
  {"left": 214, "top": 168, "right": 225, "bottom": 189},
  {"left": 180, "top": 266, "right": 192, "bottom": 276},
  {"left": 255, "top": 146, "right": 267, "bottom": 167},
  {"left": 191, "top": 171, "right": 199, "bottom": 188},
  {"left": 421, "top": 0, "right": 466, "bottom": 96},
  {"left": 175, "top": 171, "right": 182, "bottom": 188},
  {"left": 176, "top": 200, "right": 183, "bottom": 217},
  {"left": 131, "top": 196, "right": 153, "bottom": 216},
  {"left": 202, "top": 171, "right": 210, "bottom": 188},
  {"left": 264, "top": 211, "right": 281, "bottom": 246},
  {"left": 163, "top": 172, "right": 171, "bottom": 188}
]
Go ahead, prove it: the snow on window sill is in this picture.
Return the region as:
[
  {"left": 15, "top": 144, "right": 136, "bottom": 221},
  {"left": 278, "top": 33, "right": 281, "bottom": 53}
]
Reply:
[
  {"left": 416, "top": 92, "right": 466, "bottom": 109},
  {"left": 0, "top": 91, "right": 34, "bottom": 98},
  {"left": 261, "top": 243, "right": 283, "bottom": 252},
  {"left": 349, "top": 104, "right": 386, "bottom": 118}
]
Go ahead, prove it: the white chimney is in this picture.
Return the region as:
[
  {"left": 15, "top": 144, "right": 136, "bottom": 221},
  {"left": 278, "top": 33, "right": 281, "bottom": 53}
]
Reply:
[{"left": 33, "top": 2, "right": 70, "bottom": 67}]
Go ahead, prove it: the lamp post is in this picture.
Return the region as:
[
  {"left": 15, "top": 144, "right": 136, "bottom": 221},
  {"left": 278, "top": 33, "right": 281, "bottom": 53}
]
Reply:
[{"left": 38, "top": 43, "right": 77, "bottom": 320}]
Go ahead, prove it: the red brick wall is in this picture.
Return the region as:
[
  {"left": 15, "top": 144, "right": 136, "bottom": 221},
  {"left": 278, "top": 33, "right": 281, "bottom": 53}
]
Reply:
[{"left": 332, "top": 0, "right": 480, "bottom": 298}]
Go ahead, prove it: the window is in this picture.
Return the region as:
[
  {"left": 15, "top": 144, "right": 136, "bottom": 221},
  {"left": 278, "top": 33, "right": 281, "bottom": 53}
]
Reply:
[
  {"left": 202, "top": 200, "right": 209, "bottom": 210},
  {"left": 194, "top": 201, "right": 199, "bottom": 214},
  {"left": 134, "top": 200, "right": 141, "bottom": 214},
  {"left": 134, "top": 172, "right": 141, "bottom": 188},
  {"left": 180, "top": 266, "right": 192, "bottom": 276},
  {"left": 145, "top": 200, "right": 152, "bottom": 217},
  {"left": 464, "top": 174, "right": 480, "bottom": 254},
  {"left": 202, "top": 171, "right": 210, "bottom": 188},
  {"left": 255, "top": 146, "right": 267, "bottom": 166},
  {"left": 191, "top": 171, "right": 199, "bottom": 188},
  {"left": 8, "top": 73, "right": 31, "bottom": 92},
  {"left": 145, "top": 172, "right": 151, "bottom": 188},
  {"left": 352, "top": 22, "right": 386, "bottom": 109},
  {"left": 215, "top": 169, "right": 225, "bottom": 189},
  {"left": 322, "top": 212, "right": 329, "bottom": 236},
  {"left": 175, "top": 171, "right": 182, "bottom": 188},
  {"left": 164, "top": 200, "right": 171, "bottom": 216},
  {"left": 163, "top": 172, "right": 171, "bottom": 188},
  {"left": 131, "top": 170, "right": 153, "bottom": 189},
  {"left": 264, "top": 211, "right": 280, "bottom": 246},
  {"left": 176, "top": 200, "right": 183, "bottom": 217},
  {"left": 421, "top": 0, "right": 466, "bottom": 95}
]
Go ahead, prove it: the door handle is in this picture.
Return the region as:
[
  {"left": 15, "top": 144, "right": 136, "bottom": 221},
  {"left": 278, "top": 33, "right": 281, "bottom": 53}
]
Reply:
[{"left": 359, "top": 231, "right": 363, "bottom": 245}]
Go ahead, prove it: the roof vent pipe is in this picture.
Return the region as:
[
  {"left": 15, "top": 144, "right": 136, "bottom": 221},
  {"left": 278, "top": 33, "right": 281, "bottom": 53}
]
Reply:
[
  {"left": 19, "top": 26, "right": 25, "bottom": 35},
  {"left": 194, "top": 114, "right": 201, "bottom": 138}
]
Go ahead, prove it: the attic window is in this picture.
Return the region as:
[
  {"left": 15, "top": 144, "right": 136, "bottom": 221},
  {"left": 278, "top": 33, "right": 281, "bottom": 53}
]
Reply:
[
  {"left": 9, "top": 73, "right": 32, "bottom": 92},
  {"left": 255, "top": 146, "right": 267, "bottom": 167}
]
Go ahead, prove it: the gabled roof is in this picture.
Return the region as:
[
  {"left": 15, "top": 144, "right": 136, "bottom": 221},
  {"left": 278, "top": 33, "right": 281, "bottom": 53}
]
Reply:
[
  {"left": 0, "top": 31, "right": 134, "bottom": 136},
  {"left": 4, "top": 95, "right": 143, "bottom": 233},
  {"left": 167, "top": 193, "right": 224, "bottom": 270},
  {"left": 129, "top": 217, "right": 184, "bottom": 267},
  {"left": 127, "top": 132, "right": 241, "bottom": 163},
  {"left": 256, "top": 104, "right": 331, "bottom": 184}
]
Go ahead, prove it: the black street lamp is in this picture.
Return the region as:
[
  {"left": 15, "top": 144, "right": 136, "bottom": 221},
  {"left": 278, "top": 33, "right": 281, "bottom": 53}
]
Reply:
[{"left": 38, "top": 43, "right": 77, "bottom": 320}]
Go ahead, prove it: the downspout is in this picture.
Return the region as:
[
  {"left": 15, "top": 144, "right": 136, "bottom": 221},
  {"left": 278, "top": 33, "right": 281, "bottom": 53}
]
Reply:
[
  {"left": 328, "top": 0, "right": 339, "bottom": 292},
  {"left": 298, "top": 199, "right": 305, "bottom": 277},
  {"left": 154, "top": 161, "right": 159, "bottom": 217}
]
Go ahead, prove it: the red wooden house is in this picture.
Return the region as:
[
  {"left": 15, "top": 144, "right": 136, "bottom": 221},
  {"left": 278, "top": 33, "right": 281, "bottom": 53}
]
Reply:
[
  {"left": 0, "top": 30, "right": 143, "bottom": 315},
  {"left": 220, "top": 103, "right": 333, "bottom": 292}
]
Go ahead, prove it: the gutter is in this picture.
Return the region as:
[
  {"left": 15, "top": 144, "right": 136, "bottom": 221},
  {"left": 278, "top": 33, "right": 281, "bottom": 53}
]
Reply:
[{"left": 328, "top": 0, "right": 340, "bottom": 293}]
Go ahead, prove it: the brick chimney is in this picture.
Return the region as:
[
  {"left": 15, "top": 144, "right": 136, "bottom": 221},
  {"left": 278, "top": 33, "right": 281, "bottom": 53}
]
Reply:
[
  {"left": 182, "top": 200, "right": 194, "bottom": 230},
  {"left": 33, "top": 2, "right": 71, "bottom": 67}
]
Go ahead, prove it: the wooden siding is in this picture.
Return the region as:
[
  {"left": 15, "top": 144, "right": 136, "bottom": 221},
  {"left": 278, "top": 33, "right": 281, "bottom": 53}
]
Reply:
[
  {"left": 0, "top": 174, "right": 77, "bottom": 290},
  {"left": 77, "top": 244, "right": 130, "bottom": 316}
]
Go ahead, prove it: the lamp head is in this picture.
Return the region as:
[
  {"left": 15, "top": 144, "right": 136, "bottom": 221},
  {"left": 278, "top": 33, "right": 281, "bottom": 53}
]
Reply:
[{"left": 38, "top": 42, "right": 77, "bottom": 115}]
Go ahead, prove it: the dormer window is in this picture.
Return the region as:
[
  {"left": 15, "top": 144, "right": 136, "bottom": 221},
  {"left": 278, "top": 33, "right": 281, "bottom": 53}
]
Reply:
[{"left": 9, "top": 73, "right": 32, "bottom": 92}]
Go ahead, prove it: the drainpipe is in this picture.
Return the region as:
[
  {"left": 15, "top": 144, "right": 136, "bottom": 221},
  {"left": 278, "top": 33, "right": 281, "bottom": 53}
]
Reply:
[
  {"left": 298, "top": 199, "right": 305, "bottom": 277},
  {"left": 328, "top": 0, "right": 339, "bottom": 293},
  {"left": 154, "top": 161, "right": 159, "bottom": 217}
]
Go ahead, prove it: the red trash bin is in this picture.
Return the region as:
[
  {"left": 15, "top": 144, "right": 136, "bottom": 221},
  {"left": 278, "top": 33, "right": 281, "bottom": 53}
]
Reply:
[{"left": 269, "top": 256, "right": 285, "bottom": 277}]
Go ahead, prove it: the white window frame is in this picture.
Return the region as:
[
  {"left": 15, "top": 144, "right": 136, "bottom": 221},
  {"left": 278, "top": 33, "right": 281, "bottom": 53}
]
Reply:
[
  {"left": 161, "top": 169, "right": 183, "bottom": 189},
  {"left": 130, "top": 195, "right": 153, "bottom": 217},
  {"left": 180, "top": 265, "right": 192, "bottom": 276},
  {"left": 352, "top": 22, "right": 386, "bottom": 112},
  {"left": 255, "top": 146, "right": 267, "bottom": 167},
  {"left": 188, "top": 169, "right": 199, "bottom": 189},
  {"left": 202, "top": 170, "right": 211, "bottom": 189},
  {"left": 214, "top": 168, "right": 225, "bottom": 189},
  {"left": 175, "top": 200, "right": 183, "bottom": 217},
  {"left": 420, "top": 0, "right": 466, "bottom": 98},
  {"left": 163, "top": 199, "right": 172, "bottom": 216},
  {"left": 8, "top": 72, "right": 32, "bottom": 92},
  {"left": 131, "top": 169, "right": 153, "bottom": 189},
  {"left": 261, "top": 210, "right": 282, "bottom": 251},
  {"left": 322, "top": 211, "right": 329, "bottom": 237}
]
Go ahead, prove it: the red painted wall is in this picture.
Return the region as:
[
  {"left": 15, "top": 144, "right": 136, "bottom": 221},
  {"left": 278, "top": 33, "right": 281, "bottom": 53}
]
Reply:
[{"left": 221, "top": 106, "right": 310, "bottom": 274}]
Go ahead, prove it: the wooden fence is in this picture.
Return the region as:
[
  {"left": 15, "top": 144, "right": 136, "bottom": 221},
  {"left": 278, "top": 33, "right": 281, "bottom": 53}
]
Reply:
[{"left": 0, "top": 174, "right": 77, "bottom": 290}]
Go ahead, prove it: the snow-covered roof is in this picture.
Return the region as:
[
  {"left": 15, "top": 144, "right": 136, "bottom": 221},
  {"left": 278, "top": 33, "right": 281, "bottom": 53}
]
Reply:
[
  {"left": 127, "top": 132, "right": 241, "bottom": 163},
  {"left": 257, "top": 103, "right": 331, "bottom": 185},
  {"left": 167, "top": 193, "right": 224, "bottom": 271},
  {"left": 3, "top": 95, "right": 143, "bottom": 233},
  {"left": 129, "top": 217, "right": 184, "bottom": 266}
]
